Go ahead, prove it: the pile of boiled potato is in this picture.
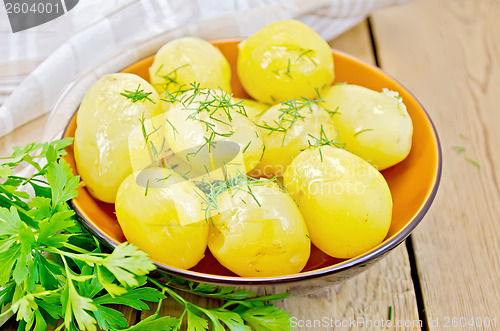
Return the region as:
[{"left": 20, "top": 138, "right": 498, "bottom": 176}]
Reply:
[{"left": 74, "top": 20, "right": 413, "bottom": 277}]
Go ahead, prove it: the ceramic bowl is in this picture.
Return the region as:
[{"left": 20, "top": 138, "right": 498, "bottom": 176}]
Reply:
[{"left": 62, "top": 39, "right": 441, "bottom": 291}]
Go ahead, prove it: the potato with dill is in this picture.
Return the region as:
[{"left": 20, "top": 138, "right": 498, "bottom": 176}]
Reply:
[
  {"left": 321, "top": 84, "right": 413, "bottom": 170},
  {"left": 163, "top": 87, "right": 264, "bottom": 173},
  {"left": 208, "top": 179, "right": 311, "bottom": 277},
  {"left": 284, "top": 146, "right": 392, "bottom": 259},
  {"left": 116, "top": 168, "right": 209, "bottom": 269},
  {"left": 149, "top": 37, "right": 231, "bottom": 94},
  {"left": 255, "top": 99, "right": 338, "bottom": 177},
  {"left": 74, "top": 73, "right": 162, "bottom": 203},
  {"left": 237, "top": 20, "right": 334, "bottom": 103}
]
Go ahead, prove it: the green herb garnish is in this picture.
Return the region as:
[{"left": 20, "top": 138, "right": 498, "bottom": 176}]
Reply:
[
  {"left": 256, "top": 97, "right": 324, "bottom": 146},
  {"left": 307, "top": 125, "right": 345, "bottom": 162},
  {"left": 452, "top": 146, "right": 466, "bottom": 155},
  {"left": 353, "top": 128, "right": 374, "bottom": 136},
  {"left": 121, "top": 84, "right": 155, "bottom": 104},
  {"left": 154, "top": 64, "right": 189, "bottom": 92},
  {"left": 452, "top": 136, "right": 481, "bottom": 169},
  {"left": 0, "top": 139, "right": 292, "bottom": 330},
  {"left": 465, "top": 157, "right": 481, "bottom": 168}
]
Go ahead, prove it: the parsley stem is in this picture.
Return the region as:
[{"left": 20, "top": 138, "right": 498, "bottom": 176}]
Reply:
[
  {"left": 62, "top": 242, "right": 94, "bottom": 254},
  {"left": 53, "top": 323, "right": 65, "bottom": 331},
  {"left": 9, "top": 175, "right": 47, "bottom": 185},
  {"left": 0, "top": 307, "right": 12, "bottom": 321},
  {"left": 148, "top": 277, "right": 187, "bottom": 306},
  {"left": 44, "top": 247, "right": 107, "bottom": 264}
]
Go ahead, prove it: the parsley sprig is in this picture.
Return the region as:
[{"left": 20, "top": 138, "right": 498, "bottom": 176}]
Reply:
[
  {"left": 0, "top": 139, "right": 292, "bottom": 330},
  {"left": 149, "top": 274, "right": 291, "bottom": 331}
]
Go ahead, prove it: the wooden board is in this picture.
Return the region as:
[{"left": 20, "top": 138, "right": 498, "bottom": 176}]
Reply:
[{"left": 371, "top": 0, "right": 500, "bottom": 329}]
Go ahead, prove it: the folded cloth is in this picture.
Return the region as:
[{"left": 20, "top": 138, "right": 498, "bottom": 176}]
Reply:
[{"left": 0, "top": 0, "right": 409, "bottom": 142}]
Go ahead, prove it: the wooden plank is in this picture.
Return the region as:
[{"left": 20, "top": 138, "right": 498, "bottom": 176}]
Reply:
[
  {"left": 0, "top": 113, "right": 48, "bottom": 157},
  {"left": 371, "top": 0, "right": 500, "bottom": 329},
  {"left": 145, "top": 20, "right": 421, "bottom": 331}
]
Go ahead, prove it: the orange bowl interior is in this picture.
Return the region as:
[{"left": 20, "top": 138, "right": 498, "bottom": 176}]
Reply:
[{"left": 63, "top": 39, "right": 440, "bottom": 281}]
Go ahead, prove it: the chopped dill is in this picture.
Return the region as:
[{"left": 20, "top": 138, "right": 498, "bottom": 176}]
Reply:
[
  {"left": 452, "top": 136, "right": 481, "bottom": 169},
  {"left": 139, "top": 113, "right": 150, "bottom": 146},
  {"left": 353, "top": 128, "right": 374, "bottom": 136},
  {"left": 256, "top": 97, "right": 324, "bottom": 146},
  {"left": 165, "top": 118, "right": 178, "bottom": 139},
  {"left": 144, "top": 179, "right": 150, "bottom": 196},
  {"left": 260, "top": 144, "right": 266, "bottom": 161},
  {"left": 307, "top": 125, "right": 345, "bottom": 162},
  {"left": 121, "top": 84, "right": 155, "bottom": 103},
  {"left": 179, "top": 87, "right": 247, "bottom": 156},
  {"left": 295, "top": 48, "right": 317, "bottom": 66},
  {"left": 156, "top": 174, "right": 172, "bottom": 182},
  {"left": 242, "top": 141, "right": 252, "bottom": 153},
  {"left": 325, "top": 106, "right": 340, "bottom": 116},
  {"left": 285, "top": 58, "right": 292, "bottom": 78},
  {"left": 465, "top": 157, "right": 481, "bottom": 168},
  {"left": 452, "top": 146, "right": 466, "bottom": 155},
  {"left": 297, "top": 49, "right": 314, "bottom": 60},
  {"left": 194, "top": 170, "right": 285, "bottom": 222},
  {"left": 155, "top": 63, "right": 189, "bottom": 91}
]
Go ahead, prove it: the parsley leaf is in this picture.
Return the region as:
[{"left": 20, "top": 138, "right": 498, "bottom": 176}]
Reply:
[{"left": 0, "top": 139, "right": 292, "bottom": 330}]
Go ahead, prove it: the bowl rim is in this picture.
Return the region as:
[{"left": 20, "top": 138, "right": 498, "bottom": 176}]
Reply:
[{"left": 64, "top": 41, "right": 442, "bottom": 285}]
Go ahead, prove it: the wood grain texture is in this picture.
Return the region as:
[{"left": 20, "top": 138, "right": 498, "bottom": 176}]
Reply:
[
  {"left": 371, "top": 0, "right": 500, "bottom": 329},
  {"left": 0, "top": 113, "right": 49, "bottom": 157}
]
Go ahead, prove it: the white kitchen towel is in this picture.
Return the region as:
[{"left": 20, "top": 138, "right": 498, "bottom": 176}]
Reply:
[{"left": 0, "top": 0, "right": 410, "bottom": 142}]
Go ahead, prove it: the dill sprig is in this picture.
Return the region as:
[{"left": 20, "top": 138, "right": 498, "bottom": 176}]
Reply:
[
  {"left": 154, "top": 63, "right": 189, "bottom": 92},
  {"left": 297, "top": 49, "right": 314, "bottom": 60},
  {"left": 452, "top": 146, "right": 466, "bottom": 155},
  {"left": 121, "top": 84, "right": 155, "bottom": 103},
  {"left": 256, "top": 97, "right": 324, "bottom": 146},
  {"left": 180, "top": 86, "right": 248, "bottom": 159},
  {"left": 295, "top": 48, "right": 318, "bottom": 66},
  {"left": 194, "top": 169, "right": 285, "bottom": 222},
  {"left": 307, "top": 125, "right": 345, "bottom": 162},
  {"left": 353, "top": 128, "right": 374, "bottom": 136}
]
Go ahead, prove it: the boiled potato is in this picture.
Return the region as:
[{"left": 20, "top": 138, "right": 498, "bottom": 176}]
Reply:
[
  {"left": 149, "top": 37, "right": 231, "bottom": 94},
  {"left": 284, "top": 146, "right": 392, "bottom": 259},
  {"left": 237, "top": 20, "right": 334, "bottom": 103},
  {"left": 74, "top": 73, "right": 162, "bottom": 203},
  {"left": 321, "top": 84, "right": 413, "bottom": 170},
  {"left": 208, "top": 181, "right": 310, "bottom": 276},
  {"left": 233, "top": 97, "right": 270, "bottom": 121},
  {"left": 164, "top": 88, "right": 264, "bottom": 173},
  {"left": 115, "top": 168, "right": 208, "bottom": 269},
  {"left": 255, "top": 101, "right": 337, "bottom": 177}
]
